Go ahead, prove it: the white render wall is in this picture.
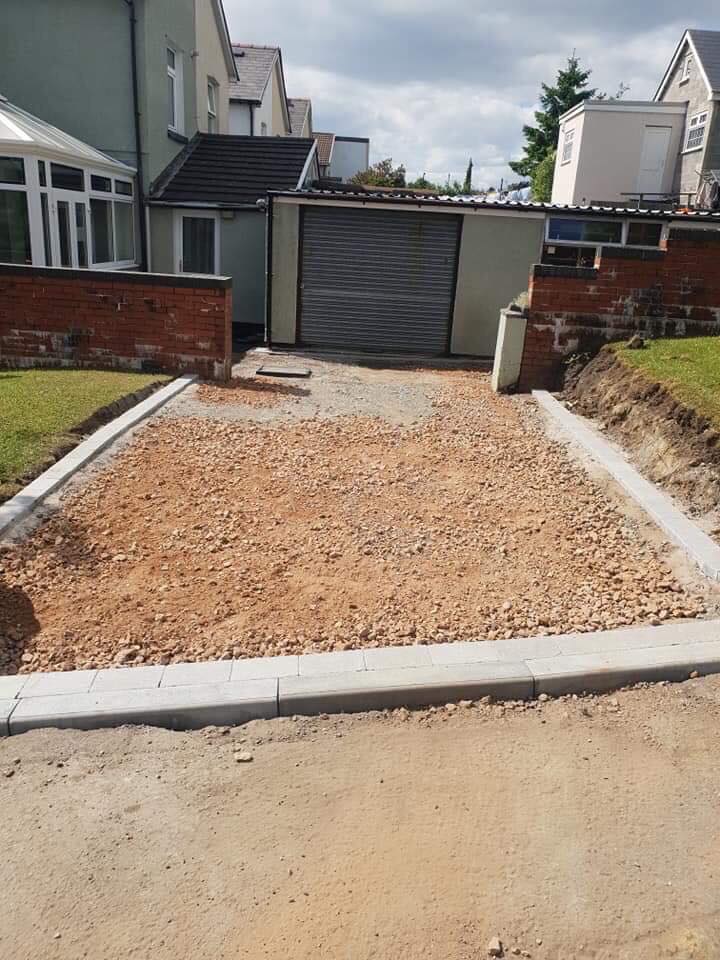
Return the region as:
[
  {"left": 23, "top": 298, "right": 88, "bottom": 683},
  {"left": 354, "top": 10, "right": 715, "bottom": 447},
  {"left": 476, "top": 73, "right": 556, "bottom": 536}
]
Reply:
[
  {"left": 229, "top": 101, "right": 252, "bottom": 135},
  {"left": 552, "top": 104, "right": 686, "bottom": 205}
]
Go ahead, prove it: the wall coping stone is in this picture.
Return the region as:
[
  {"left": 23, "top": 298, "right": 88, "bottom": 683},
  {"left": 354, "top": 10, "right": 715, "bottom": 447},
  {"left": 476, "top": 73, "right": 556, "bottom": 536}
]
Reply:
[{"left": 0, "top": 262, "right": 232, "bottom": 289}]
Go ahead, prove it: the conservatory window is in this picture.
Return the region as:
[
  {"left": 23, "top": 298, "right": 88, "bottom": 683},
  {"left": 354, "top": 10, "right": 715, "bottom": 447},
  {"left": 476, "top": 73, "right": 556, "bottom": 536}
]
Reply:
[
  {"left": 40, "top": 193, "right": 52, "bottom": 265},
  {"left": 0, "top": 190, "right": 31, "bottom": 263},
  {"left": 90, "top": 197, "right": 114, "bottom": 263},
  {"left": 114, "top": 201, "right": 134, "bottom": 261},
  {"left": 50, "top": 163, "right": 84, "bottom": 191},
  {"left": 0, "top": 157, "right": 25, "bottom": 185}
]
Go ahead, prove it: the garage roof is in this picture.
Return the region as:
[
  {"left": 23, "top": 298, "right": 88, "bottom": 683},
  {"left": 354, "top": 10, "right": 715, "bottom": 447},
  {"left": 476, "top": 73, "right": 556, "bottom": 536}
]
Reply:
[
  {"left": 149, "top": 134, "right": 316, "bottom": 207},
  {"left": 270, "top": 187, "right": 720, "bottom": 222}
]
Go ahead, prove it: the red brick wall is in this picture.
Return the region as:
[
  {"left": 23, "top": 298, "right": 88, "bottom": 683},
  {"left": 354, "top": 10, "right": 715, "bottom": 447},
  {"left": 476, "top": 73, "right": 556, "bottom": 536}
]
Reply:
[
  {"left": 518, "top": 228, "right": 720, "bottom": 390},
  {"left": 0, "top": 265, "right": 233, "bottom": 381}
]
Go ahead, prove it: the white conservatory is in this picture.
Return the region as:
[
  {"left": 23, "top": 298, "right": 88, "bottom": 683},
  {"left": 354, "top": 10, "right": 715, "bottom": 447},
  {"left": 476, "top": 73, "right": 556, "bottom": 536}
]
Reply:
[{"left": 0, "top": 94, "right": 137, "bottom": 270}]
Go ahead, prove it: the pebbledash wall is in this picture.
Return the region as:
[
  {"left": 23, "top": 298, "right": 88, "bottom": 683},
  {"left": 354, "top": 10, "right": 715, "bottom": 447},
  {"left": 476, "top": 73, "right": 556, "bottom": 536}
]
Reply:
[
  {"left": 0, "top": 264, "right": 232, "bottom": 380},
  {"left": 518, "top": 228, "right": 720, "bottom": 390}
]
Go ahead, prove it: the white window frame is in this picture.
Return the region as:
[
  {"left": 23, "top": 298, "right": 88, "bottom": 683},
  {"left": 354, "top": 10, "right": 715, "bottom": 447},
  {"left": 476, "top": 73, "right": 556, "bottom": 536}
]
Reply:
[
  {"left": 167, "top": 45, "right": 184, "bottom": 135},
  {"left": 544, "top": 216, "right": 667, "bottom": 257},
  {"left": 173, "top": 209, "right": 219, "bottom": 275},
  {"left": 207, "top": 79, "right": 218, "bottom": 133},
  {"left": 561, "top": 128, "right": 575, "bottom": 165},
  {"left": 684, "top": 111, "right": 708, "bottom": 152},
  {"left": 680, "top": 55, "right": 693, "bottom": 84}
]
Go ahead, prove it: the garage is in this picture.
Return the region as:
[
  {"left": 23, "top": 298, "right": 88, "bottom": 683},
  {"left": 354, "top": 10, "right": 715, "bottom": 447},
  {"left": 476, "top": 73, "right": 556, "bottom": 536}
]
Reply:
[{"left": 297, "top": 205, "right": 461, "bottom": 354}]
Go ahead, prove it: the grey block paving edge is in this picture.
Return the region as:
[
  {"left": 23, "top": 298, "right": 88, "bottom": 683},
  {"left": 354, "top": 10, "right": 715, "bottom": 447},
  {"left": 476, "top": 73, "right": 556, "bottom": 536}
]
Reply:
[
  {"left": 533, "top": 390, "right": 720, "bottom": 580},
  {"left": 2, "top": 620, "right": 720, "bottom": 735},
  {"left": 0, "top": 374, "right": 197, "bottom": 538}
]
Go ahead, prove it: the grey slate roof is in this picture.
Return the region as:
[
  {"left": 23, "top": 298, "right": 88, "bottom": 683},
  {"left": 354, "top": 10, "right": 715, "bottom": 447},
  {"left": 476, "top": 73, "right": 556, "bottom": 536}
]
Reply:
[
  {"left": 148, "top": 134, "right": 315, "bottom": 207},
  {"left": 688, "top": 29, "right": 720, "bottom": 93},
  {"left": 230, "top": 44, "right": 277, "bottom": 102},
  {"left": 288, "top": 98, "right": 311, "bottom": 136}
]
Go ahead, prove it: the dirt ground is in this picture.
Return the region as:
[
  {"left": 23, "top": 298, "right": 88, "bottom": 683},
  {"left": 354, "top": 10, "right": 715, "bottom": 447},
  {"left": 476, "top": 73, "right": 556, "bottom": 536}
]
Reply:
[
  {"left": 1, "top": 359, "right": 717, "bottom": 673},
  {"left": 3, "top": 678, "right": 720, "bottom": 959}
]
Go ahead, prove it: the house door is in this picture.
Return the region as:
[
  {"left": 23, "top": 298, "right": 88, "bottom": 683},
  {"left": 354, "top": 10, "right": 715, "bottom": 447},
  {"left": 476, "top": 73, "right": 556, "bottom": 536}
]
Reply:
[
  {"left": 174, "top": 211, "right": 219, "bottom": 274},
  {"left": 637, "top": 126, "right": 672, "bottom": 196},
  {"left": 51, "top": 191, "right": 90, "bottom": 268}
]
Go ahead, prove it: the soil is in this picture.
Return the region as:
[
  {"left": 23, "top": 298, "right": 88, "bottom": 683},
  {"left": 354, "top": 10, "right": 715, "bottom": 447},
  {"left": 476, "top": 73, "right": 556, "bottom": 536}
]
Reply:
[
  {"left": 565, "top": 348, "right": 720, "bottom": 520},
  {"left": 3, "top": 677, "right": 720, "bottom": 959},
  {"left": 0, "top": 363, "right": 716, "bottom": 674}
]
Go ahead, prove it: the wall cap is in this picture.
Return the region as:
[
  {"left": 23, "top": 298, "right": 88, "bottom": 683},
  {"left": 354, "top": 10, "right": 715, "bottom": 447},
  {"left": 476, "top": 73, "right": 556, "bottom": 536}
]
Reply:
[{"left": 0, "top": 262, "right": 232, "bottom": 289}]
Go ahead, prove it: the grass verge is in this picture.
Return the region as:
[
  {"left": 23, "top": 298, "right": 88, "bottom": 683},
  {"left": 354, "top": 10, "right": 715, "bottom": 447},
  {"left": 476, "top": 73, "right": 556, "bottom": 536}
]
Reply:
[
  {"left": 613, "top": 337, "right": 720, "bottom": 427},
  {"left": 0, "top": 368, "right": 170, "bottom": 500}
]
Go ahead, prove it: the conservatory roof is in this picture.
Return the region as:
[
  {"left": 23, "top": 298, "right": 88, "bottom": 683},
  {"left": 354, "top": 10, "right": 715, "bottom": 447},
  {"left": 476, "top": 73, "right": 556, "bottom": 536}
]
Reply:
[{"left": 0, "top": 95, "right": 135, "bottom": 174}]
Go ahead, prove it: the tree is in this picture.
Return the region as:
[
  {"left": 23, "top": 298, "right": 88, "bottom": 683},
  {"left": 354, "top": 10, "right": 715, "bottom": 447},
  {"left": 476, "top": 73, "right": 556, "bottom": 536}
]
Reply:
[
  {"left": 407, "top": 173, "right": 436, "bottom": 191},
  {"left": 351, "top": 158, "right": 406, "bottom": 188},
  {"left": 510, "top": 55, "right": 596, "bottom": 180},
  {"left": 531, "top": 150, "right": 556, "bottom": 203},
  {"left": 462, "top": 158, "right": 473, "bottom": 194}
]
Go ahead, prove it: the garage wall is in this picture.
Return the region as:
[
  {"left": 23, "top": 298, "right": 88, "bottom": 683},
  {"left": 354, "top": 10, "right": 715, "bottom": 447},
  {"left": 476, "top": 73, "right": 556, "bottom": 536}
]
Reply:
[
  {"left": 270, "top": 201, "right": 300, "bottom": 344},
  {"left": 220, "top": 211, "right": 266, "bottom": 327},
  {"left": 451, "top": 215, "right": 545, "bottom": 357}
]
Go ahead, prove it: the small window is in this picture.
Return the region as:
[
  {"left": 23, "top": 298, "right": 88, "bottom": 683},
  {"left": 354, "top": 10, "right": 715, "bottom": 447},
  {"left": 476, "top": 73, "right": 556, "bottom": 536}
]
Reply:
[
  {"left": 681, "top": 55, "right": 693, "bottom": 82},
  {"left": 115, "top": 179, "right": 133, "bottom": 196},
  {"left": 547, "top": 218, "right": 623, "bottom": 245},
  {"left": 75, "top": 202, "right": 88, "bottom": 268},
  {"left": 627, "top": 222, "right": 663, "bottom": 247},
  {"left": 207, "top": 80, "right": 218, "bottom": 133},
  {"left": 40, "top": 193, "right": 52, "bottom": 265},
  {"left": 114, "top": 201, "right": 135, "bottom": 261},
  {"left": 38, "top": 160, "right": 46, "bottom": 187},
  {"left": 561, "top": 128, "right": 575, "bottom": 164},
  {"left": 260, "top": 121, "right": 267, "bottom": 136},
  {"left": 91, "top": 174, "right": 112, "bottom": 192},
  {"left": 0, "top": 157, "right": 25, "bottom": 185},
  {"left": 686, "top": 112, "right": 707, "bottom": 151},
  {"left": 167, "top": 46, "right": 182, "bottom": 132},
  {"left": 0, "top": 189, "right": 31, "bottom": 263},
  {"left": 90, "top": 197, "right": 114, "bottom": 263},
  {"left": 51, "top": 163, "right": 84, "bottom": 191}
]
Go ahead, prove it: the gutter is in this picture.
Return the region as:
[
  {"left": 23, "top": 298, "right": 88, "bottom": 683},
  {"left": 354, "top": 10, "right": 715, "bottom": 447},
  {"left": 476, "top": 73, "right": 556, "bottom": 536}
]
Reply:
[{"left": 125, "top": 0, "right": 148, "bottom": 272}]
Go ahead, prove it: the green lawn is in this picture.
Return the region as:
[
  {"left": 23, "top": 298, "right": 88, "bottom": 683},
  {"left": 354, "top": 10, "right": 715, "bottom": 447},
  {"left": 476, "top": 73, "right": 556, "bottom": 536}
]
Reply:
[
  {"left": 0, "top": 368, "right": 169, "bottom": 499},
  {"left": 613, "top": 337, "right": 720, "bottom": 427}
]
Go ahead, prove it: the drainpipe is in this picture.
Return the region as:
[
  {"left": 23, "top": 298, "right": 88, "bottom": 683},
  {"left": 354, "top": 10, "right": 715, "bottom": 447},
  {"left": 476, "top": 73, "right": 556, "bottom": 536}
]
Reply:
[{"left": 125, "top": 0, "right": 148, "bottom": 271}]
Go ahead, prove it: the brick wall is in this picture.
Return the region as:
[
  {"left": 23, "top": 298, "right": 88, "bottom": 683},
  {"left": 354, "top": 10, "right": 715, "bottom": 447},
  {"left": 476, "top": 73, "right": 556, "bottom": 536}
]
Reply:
[
  {"left": 518, "top": 228, "right": 720, "bottom": 390},
  {"left": 0, "top": 265, "right": 233, "bottom": 381}
]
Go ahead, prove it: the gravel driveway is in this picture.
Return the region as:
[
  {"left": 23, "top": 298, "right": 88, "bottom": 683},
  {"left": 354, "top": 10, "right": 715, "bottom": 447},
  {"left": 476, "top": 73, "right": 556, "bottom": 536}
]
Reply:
[{"left": 1, "top": 356, "right": 716, "bottom": 673}]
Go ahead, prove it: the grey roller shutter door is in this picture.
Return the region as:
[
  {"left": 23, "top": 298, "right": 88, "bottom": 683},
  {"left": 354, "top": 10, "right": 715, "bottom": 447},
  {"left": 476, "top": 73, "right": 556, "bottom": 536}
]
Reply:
[{"left": 299, "top": 205, "right": 460, "bottom": 354}]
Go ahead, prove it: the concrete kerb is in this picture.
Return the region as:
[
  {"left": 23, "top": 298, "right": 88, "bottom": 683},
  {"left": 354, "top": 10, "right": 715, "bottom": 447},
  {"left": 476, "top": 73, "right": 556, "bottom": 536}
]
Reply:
[
  {"left": 1, "top": 620, "right": 719, "bottom": 735},
  {"left": 0, "top": 375, "right": 197, "bottom": 539},
  {"left": 533, "top": 390, "right": 720, "bottom": 581}
]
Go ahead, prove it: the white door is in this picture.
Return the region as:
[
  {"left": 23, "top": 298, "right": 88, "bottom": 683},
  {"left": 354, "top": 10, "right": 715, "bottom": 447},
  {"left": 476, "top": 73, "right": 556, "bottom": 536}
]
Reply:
[
  {"left": 174, "top": 211, "right": 218, "bottom": 274},
  {"left": 637, "top": 126, "right": 672, "bottom": 196},
  {"left": 52, "top": 190, "right": 90, "bottom": 268}
]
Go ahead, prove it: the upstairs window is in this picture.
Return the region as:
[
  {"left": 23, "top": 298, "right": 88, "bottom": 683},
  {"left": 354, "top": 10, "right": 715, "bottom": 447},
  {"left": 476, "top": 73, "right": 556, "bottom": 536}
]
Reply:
[
  {"left": 561, "top": 128, "right": 575, "bottom": 164},
  {"left": 167, "top": 47, "right": 183, "bottom": 133},
  {"left": 686, "top": 111, "right": 707, "bottom": 151},
  {"left": 207, "top": 80, "right": 218, "bottom": 133},
  {"left": 681, "top": 55, "right": 693, "bottom": 83}
]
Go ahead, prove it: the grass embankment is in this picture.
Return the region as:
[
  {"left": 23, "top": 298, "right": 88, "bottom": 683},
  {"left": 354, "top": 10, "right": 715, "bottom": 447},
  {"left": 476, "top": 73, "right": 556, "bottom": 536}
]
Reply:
[
  {"left": 0, "top": 368, "right": 169, "bottom": 500},
  {"left": 613, "top": 337, "right": 720, "bottom": 427}
]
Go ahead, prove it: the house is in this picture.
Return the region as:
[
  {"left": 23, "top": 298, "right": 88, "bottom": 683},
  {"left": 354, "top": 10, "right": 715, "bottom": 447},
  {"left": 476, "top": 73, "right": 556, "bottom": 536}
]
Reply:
[
  {"left": 314, "top": 133, "right": 370, "bottom": 181},
  {"left": 551, "top": 28, "right": 720, "bottom": 208},
  {"left": 0, "top": 0, "right": 237, "bottom": 268},
  {"left": 288, "top": 99, "right": 313, "bottom": 138},
  {"left": 147, "top": 134, "right": 318, "bottom": 336},
  {"left": 0, "top": 94, "right": 137, "bottom": 270},
  {"left": 229, "top": 45, "right": 291, "bottom": 136}
]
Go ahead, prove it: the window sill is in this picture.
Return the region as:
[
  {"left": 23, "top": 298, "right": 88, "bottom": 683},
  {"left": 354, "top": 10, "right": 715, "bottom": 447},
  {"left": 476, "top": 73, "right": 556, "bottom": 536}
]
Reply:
[
  {"left": 167, "top": 129, "right": 188, "bottom": 144},
  {"left": 681, "top": 145, "right": 704, "bottom": 154}
]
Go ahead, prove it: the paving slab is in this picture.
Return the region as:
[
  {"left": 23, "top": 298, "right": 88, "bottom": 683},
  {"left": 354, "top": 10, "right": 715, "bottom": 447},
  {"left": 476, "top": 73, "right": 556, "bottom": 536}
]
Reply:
[
  {"left": 91, "top": 665, "right": 166, "bottom": 692},
  {"left": 231, "top": 656, "right": 299, "bottom": 681},
  {"left": 0, "top": 676, "right": 28, "bottom": 699},
  {"left": 9, "top": 680, "right": 278, "bottom": 734},
  {"left": 256, "top": 365, "right": 311, "bottom": 378},
  {"left": 279, "top": 662, "right": 533, "bottom": 716},
  {"left": 298, "top": 650, "right": 366, "bottom": 677},
  {"left": 21, "top": 670, "right": 98, "bottom": 698},
  {"left": 0, "top": 700, "right": 17, "bottom": 737},
  {"left": 534, "top": 390, "right": 720, "bottom": 580},
  {"left": 161, "top": 660, "right": 232, "bottom": 687},
  {"left": 363, "top": 646, "right": 433, "bottom": 670}
]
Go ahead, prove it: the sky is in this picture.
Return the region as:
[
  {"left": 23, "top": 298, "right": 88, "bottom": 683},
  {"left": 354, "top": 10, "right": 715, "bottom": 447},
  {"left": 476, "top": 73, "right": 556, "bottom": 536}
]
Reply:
[{"left": 223, "top": 2, "right": 719, "bottom": 188}]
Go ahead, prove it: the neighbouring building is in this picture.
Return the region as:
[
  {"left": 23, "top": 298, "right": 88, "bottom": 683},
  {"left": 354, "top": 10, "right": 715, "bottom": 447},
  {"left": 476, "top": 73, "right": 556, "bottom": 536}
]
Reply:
[
  {"left": 0, "top": 94, "right": 137, "bottom": 271},
  {"left": 288, "top": 98, "right": 313, "bottom": 138},
  {"left": 229, "top": 45, "right": 291, "bottom": 136},
  {"left": 551, "top": 28, "right": 720, "bottom": 208},
  {"left": 314, "top": 133, "right": 370, "bottom": 181},
  {"left": 148, "top": 134, "right": 318, "bottom": 336},
  {"left": 0, "top": 0, "right": 237, "bottom": 267}
]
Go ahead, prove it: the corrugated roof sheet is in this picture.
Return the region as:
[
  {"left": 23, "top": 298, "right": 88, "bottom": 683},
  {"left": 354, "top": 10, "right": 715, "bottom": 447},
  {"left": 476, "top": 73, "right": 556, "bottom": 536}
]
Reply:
[
  {"left": 270, "top": 187, "right": 720, "bottom": 222},
  {"left": 689, "top": 29, "right": 720, "bottom": 93},
  {"left": 149, "top": 134, "right": 315, "bottom": 206},
  {"left": 230, "top": 44, "right": 278, "bottom": 102},
  {"left": 314, "top": 132, "right": 335, "bottom": 165},
  {"left": 288, "top": 98, "right": 311, "bottom": 136},
  {"left": 0, "top": 95, "right": 134, "bottom": 172}
]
